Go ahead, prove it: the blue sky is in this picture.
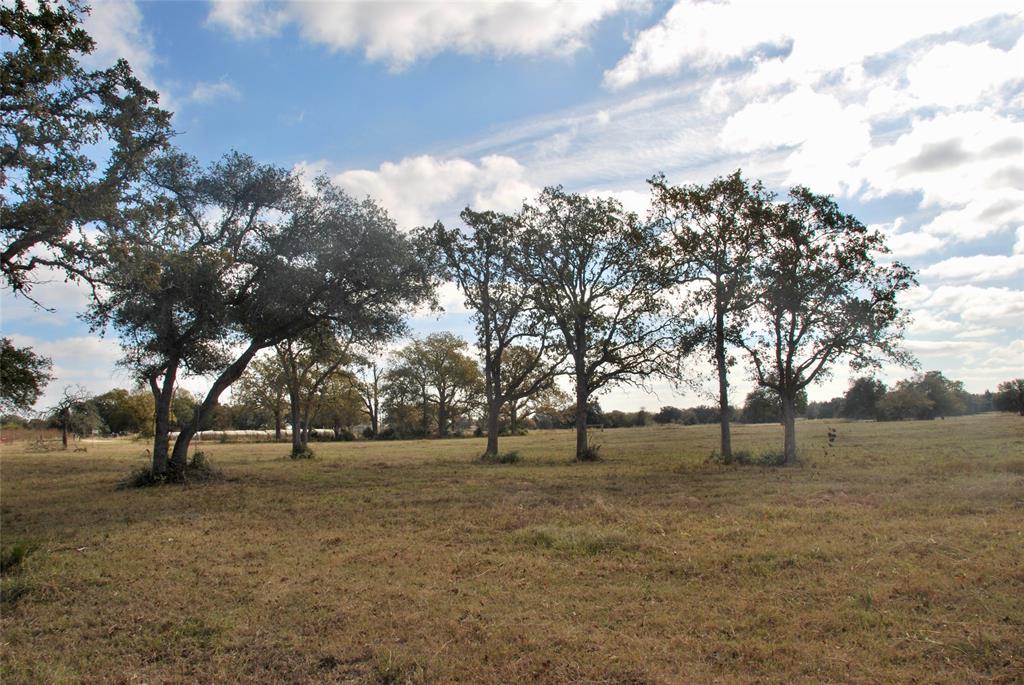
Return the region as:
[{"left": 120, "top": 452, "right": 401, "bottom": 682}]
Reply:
[{"left": 3, "top": 0, "right": 1023, "bottom": 411}]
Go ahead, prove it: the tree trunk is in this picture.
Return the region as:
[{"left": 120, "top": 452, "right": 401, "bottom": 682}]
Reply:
[
  {"left": 289, "top": 389, "right": 303, "bottom": 456},
  {"left": 781, "top": 393, "right": 798, "bottom": 464},
  {"left": 510, "top": 403, "right": 519, "bottom": 435},
  {"left": 485, "top": 398, "right": 500, "bottom": 457},
  {"left": 61, "top": 411, "right": 68, "bottom": 449},
  {"left": 169, "top": 344, "right": 261, "bottom": 467},
  {"left": 574, "top": 370, "right": 588, "bottom": 460},
  {"left": 421, "top": 390, "right": 430, "bottom": 437},
  {"left": 149, "top": 363, "right": 178, "bottom": 475},
  {"left": 714, "top": 305, "right": 732, "bottom": 459},
  {"left": 438, "top": 395, "right": 449, "bottom": 437},
  {"left": 274, "top": 412, "right": 282, "bottom": 440}
]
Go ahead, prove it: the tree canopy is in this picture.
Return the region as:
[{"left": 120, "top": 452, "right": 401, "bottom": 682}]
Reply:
[{"left": 1, "top": 0, "right": 171, "bottom": 297}]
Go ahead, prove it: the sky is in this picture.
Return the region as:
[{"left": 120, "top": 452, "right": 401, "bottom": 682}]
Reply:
[{"left": 2, "top": 0, "right": 1023, "bottom": 413}]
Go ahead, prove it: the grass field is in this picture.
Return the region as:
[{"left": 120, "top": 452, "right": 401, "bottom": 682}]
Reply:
[{"left": 2, "top": 415, "right": 1022, "bottom": 684}]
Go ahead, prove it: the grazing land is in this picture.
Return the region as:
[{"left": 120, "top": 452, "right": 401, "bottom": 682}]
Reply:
[{"left": 2, "top": 415, "right": 1022, "bottom": 684}]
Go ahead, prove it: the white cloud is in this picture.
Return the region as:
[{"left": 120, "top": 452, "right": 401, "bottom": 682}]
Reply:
[
  {"left": 208, "top": 0, "right": 636, "bottom": 69},
  {"left": 605, "top": 0, "right": 1023, "bottom": 90},
  {"left": 5, "top": 334, "right": 132, "bottom": 410},
  {"left": 720, "top": 87, "right": 870, "bottom": 194},
  {"left": 81, "top": 0, "right": 156, "bottom": 81},
  {"left": 921, "top": 254, "right": 1024, "bottom": 283},
  {"left": 918, "top": 284, "right": 1024, "bottom": 325},
  {"left": 330, "top": 154, "right": 536, "bottom": 230},
  {"left": 189, "top": 79, "right": 241, "bottom": 103}
]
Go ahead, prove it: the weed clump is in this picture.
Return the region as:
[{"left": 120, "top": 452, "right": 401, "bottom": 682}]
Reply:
[
  {"left": 517, "top": 525, "right": 635, "bottom": 556},
  {"left": 707, "top": 448, "right": 789, "bottom": 466},
  {"left": 1, "top": 542, "right": 35, "bottom": 575},
  {"left": 577, "top": 444, "right": 602, "bottom": 462},
  {"left": 369, "top": 651, "right": 427, "bottom": 685},
  {"left": 480, "top": 450, "right": 520, "bottom": 464},
  {"left": 119, "top": 451, "right": 223, "bottom": 488},
  {"left": 289, "top": 446, "right": 316, "bottom": 460}
]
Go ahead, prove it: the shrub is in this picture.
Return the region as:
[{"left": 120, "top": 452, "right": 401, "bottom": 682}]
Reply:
[
  {"left": 378, "top": 427, "right": 397, "bottom": 440},
  {"left": 0, "top": 542, "right": 35, "bottom": 575},
  {"left": 118, "top": 451, "right": 223, "bottom": 488},
  {"left": 707, "top": 448, "right": 789, "bottom": 466},
  {"left": 362, "top": 426, "right": 376, "bottom": 439},
  {"left": 337, "top": 429, "right": 356, "bottom": 441},
  {"left": 480, "top": 450, "right": 520, "bottom": 464},
  {"left": 290, "top": 446, "right": 315, "bottom": 460},
  {"left": 577, "top": 444, "right": 602, "bottom": 462}
]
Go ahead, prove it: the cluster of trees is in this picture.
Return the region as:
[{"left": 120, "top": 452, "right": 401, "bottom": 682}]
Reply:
[
  {"left": 3, "top": 3, "right": 1019, "bottom": 476},
  {"left": 806, "top": 373, "right": 1024, "bottom": 421}
]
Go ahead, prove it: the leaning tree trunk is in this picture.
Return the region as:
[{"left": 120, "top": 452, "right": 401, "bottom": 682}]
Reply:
[
  {"left": 714, "top": 306, "right": 732, "bottom": 459},
  {"left": 781, "top": 393, "right": 798, "bottom": 464},
  {"left": 169, "top": 344, "right": 261, "bottom": 468}
]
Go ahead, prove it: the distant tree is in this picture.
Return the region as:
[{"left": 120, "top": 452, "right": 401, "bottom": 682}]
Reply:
[
  {"left": 49, "top": 385, "right": 93, "bottom": 448},
  {"left": 913, "top": 371, "right": 966, "bottom": 419},
  {"left": 276, "top": 326, "right": 351, "bottom": 456},
  {"left": 170, "top": 389, "right": 201, "bottom": 431},
  {"left": 351, "top": 357, "right": 384, "bottom": 436},
  {"left": 650, "top": 170, "right": 772, "bottom": 460},
  {"left": 89, "top": 152, "right": 433, "bottom": 477},
  {"left": 1, "top": 0, "right": 171, "bottom": 298},
  {"left": 506, "top": 381, "right": 571, "bottom": 433},
  {"left": 0, "top": 338, "right": 53, "bottom": 412},
  {"left": 741, "top": 386, "right": 807, "bottom": 424},
  {"left": 515, "top": 187, "right": 672, "bottom": 460},
  {"left": 383, "top": 345, "right": 433, "bottom": 438},
  {"left": 314, "top": 372, "right": 365, "bottom": 438},
  {"left": 91, "top": 387, "right": 154, "bottom": 434},
  {"left": 233, "top": 355, "right": 288, "bottom": 439},
  {"left": 415, "top": 333, "right": 482, "bottom": 437},
  {"left": 425, "top": 211, "right": 561, "bottom": 456},
  {"left": 739, "top": 188, "right": 916, "bottom": 463},
  {"left": 654, "top": 406, "right": 685, "bottom": 424},
  {"left": 841, "top": 377, "right": 886, "bottom": 420},
  {"left": 993, "top": 378, "right": 1024, "bottom": 416},
  {"left": 876, "top": 382, "right": 935, "bottom": 421},
  {"left": 806, "top": 397, "right": 844, "bottom": 420}
]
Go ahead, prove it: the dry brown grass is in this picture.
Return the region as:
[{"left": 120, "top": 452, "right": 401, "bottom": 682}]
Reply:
[{"left": 2, "top": 415, "right": 1022, "bottom": 684}]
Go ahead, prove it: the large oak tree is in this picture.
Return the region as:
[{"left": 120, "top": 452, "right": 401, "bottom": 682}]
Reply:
[
  {"left": 515, "top": 187, "right": 673, "bottom": 460},
  {"left": 739, "top": 187, "right": 916, "bottom": 463},
  {"left": 90, "top": 151, "right": 433, "bottom": 476}
]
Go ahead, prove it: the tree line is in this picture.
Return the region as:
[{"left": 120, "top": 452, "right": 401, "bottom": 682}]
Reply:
[{"left": 3, "top": 2, "right": 1019, "bottom": 479}]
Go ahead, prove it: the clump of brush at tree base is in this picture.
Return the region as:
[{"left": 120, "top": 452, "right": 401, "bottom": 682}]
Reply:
[
  {"left": 479, "top": 450, "right": 520, "bottom": 464},
  {"left": 289, "top": 446, "right": 316, "bottom": 460},
  {"left": 707, "top": 448, "right": 789, "bottom": 466},
  {"left": 118, "top": 451, "right": 222, "bottom": 488},
  {"left": 577, "top": 443, "right": 602, "bottom": 461}
]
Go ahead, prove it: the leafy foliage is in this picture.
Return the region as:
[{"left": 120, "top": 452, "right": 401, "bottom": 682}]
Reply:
[
  {"left": 0, "top": 337, "right": 52, "bottom": 412},
  {"left": 1, "top": 0, "right": 171, "bottom": 296}
]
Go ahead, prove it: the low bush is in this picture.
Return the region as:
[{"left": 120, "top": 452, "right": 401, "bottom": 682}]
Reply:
[
  {"left": 707, "top": 448, "right": 790, "bottom": 466},
  {"left": 118, "top": 451, "right": 223, "bottom": 488},
  {"left": 577, "top": 444, "right": 602, "bottom": 462},
  {"left": 480, "top": 450, "right": 520, "bottom": 464}
]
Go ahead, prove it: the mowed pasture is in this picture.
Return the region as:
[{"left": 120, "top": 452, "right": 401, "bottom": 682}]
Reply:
[{"left": 2, "top": 415, "right": 1022, "bottom": 684}]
